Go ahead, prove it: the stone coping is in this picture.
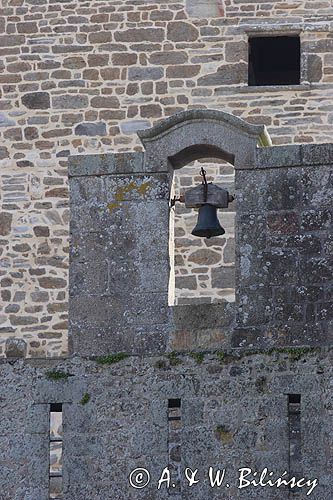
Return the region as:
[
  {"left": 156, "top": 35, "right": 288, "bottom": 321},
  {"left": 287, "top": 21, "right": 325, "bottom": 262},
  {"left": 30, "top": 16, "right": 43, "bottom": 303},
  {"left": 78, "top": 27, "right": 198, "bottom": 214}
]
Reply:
[
  {"left": 137, "top": 108, "right": 272, "bottom": 147},
  {"left": 68, "top": 142, "right": 333, "bottom": 177},
  {"left": 68, "top": 151, "right": 145, "bottom": 177},
  {"left": 255, "top": 142, "right": 333, "bottom": 170}
]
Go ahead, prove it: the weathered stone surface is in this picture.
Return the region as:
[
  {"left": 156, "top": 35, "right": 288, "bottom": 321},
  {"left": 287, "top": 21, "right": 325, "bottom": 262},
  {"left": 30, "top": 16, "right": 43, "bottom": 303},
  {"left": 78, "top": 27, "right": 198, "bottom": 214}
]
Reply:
[
  {"left": 90, "top": 96, "right": 119, "bottom": 108},
  {"left": 0, "top": 353, "right": 331, "bottom": 498},
  {"left": 307, "top": 54, "right": 323, "bottom": 82},
  {"left": 5, "top": 338, "right": 27, "bottom": 358},
  {"left": 21, "top": 92, "right": 50, "bottom": 109},
  {"left": 111, "top": 53, "right": 137, "bottom": 66},
  {"left": 52, "top": 95, "right": 89, "bottom": 109},
  {"left": 166, "top": 64, "right": 200, "bottom": 79},
  {"left": 225, "top": 41, "right": 248, "bottom": 63},
  {"left": 75, "top": 122, "right": 107, "bottom": 136},
  {"left": 0, "top": 212, "right": 12, "bottom": 236},
  {"left": 186, "top": 0, "right": 223, "bottom": 18},
  {"left": 197, "top": 63, "right": 247, "bottom": 86},
  {"left": 17, "top": 21, "right": 38, "bottom": 34},
  {"left": 0, "top": 35, "right": 25, "bottom": 47},
  {"left": 267, "top": 211, "right": 299, "bottom": 235},
  {"left": 140, "top": 104, "right": 162, "bottom": 118},
  {"left": 211, "top": 266, "right": 235, "bottom": 288},
  {"left": 33, "top": 226, "right": 50, "bottom": 237},
  {"left": 3, "top": 128, "right": 22, "bottom": 141},
  {"left": 87, "top": 54, "right": 109, "bottom": 67},
  {"left": 63, "top": 56, "right": 86, "bottom": 69},
  {"left": 149, "top": 51, "right": 188, "bottom": 65},
  {"left": 12, "top": 243, "right": 31, "bottom": 252},
  {"left": 175, "top": 275, "right": 197, "bottom": 289},
  {"left": 138, "top": 109, "right": 270, "bottom": 171},
  {"left": 38, "top": 277, "right": 67, "bottom": 289},
  {"left": 120, "top": 120, "right": 150, "bottom": 135},
  {"left": 188, "top": 249, "right": 221, "bottom": 265},
  {"left": 0, "top": 112, "right": 15, "bottom": 127},
  {"left": 128, "top": 66, "right": 164, "bottom": 81},
  {"left": 24, "top": 126, "right": 38, "bottom": 140},
  {"left": 167, "top": 22, "right": 199, "bottom": 42},
  {"left": 115, "top": 28, "right": 165, "bottom": 43}
]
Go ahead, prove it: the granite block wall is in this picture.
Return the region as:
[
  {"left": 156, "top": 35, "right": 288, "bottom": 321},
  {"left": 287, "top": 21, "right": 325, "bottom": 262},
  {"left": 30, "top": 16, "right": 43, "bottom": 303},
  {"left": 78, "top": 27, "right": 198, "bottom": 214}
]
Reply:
[
  {"left": 0, "top": 350, "right": 331, "bottom": 499},
  {"left": 68, "top": 122, "right": 332, "bottom": 355},
  {"left": 1, "top": 0, "right": 333, "bottom": 356}
]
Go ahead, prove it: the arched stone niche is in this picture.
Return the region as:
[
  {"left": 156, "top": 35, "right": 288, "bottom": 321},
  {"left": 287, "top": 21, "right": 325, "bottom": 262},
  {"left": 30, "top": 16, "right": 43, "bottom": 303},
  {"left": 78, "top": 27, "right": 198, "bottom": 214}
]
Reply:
[
  {"left": 138, "top": 109, "right": 271, "bottom": 348},
  {"left": 137, "top": 109, "right": 271, "bottom": 173},
  {"left": 138, "top": 109, "right": 271, "bottom": 308}
]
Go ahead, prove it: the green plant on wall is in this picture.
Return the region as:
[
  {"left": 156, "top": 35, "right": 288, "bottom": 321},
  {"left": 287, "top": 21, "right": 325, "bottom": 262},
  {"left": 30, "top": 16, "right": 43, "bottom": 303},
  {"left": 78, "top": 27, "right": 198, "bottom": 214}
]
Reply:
[
  {"left": 95, "top": 353, "right": 129, "bottom": 365},
  {"left": 190, "top": 352, "right": 204, "bottom": 364},
  {"left": 45, "top": 370, "right": 70, "bottom": 381},
  {"left": 215, "top": 425, "right": 234, "bottom": 445},
  {"left": 80, "top": 393, "right": 90, "bottom": 405},
  {"left": 167, "top": 351, "right": 182, "bottom": 366}
]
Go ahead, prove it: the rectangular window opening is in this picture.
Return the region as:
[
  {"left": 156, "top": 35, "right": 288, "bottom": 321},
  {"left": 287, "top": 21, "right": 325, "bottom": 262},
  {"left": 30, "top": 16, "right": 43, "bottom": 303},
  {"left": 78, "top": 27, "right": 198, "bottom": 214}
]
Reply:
[
  {"left": 248, "top": 36, "right": 300, "bottom": 86},
  {"left": 49, "top": 403, "right": 63, "bottom": 499},
  {"left": 289, "top": 394, "right": 301, "bottom": 405},
  {"left": 168, "top": 398, "right": 181, "bottom": 409},
  {"left": 288, "top": 394, "right": 302, "bottom": 495}
]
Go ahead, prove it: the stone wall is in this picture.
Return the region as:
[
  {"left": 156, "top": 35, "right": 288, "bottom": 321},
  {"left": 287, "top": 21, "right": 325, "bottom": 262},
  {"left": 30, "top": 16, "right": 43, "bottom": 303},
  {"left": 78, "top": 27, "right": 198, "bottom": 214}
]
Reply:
[
  {"left": 0, "top": 350, "right": 331, "bottom": 499},
  {"left": 1, "top": 0, "right": 333, "bottom": 356},
  {"left": 68, "top": 129, "right": 332, "bottom": 355}
]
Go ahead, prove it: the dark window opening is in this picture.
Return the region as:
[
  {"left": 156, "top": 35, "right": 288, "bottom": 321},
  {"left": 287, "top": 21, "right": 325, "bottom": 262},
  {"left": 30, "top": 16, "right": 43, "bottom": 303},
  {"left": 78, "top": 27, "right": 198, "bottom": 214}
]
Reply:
[
  {"left": 168, "top": 398, "right": 181, "bottom": 409},
  {"left": 248, "top": 36, "right": 300, "bottom": 86},
  {"left": 288, "top": 394, "right": 302, "bottom": 490},
  {"left": 50, "top": 403, "right": 63, "bottom": 413},
  {"left": 288, "top": 394, "right": 301, "bottom": 405}
]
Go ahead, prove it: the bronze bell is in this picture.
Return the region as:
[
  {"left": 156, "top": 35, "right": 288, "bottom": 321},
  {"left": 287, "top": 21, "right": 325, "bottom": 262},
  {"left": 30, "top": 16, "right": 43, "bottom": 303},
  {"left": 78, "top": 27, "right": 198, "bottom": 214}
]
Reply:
[{"left": 191, "top": 204, "right": 225, "bottom": 239}]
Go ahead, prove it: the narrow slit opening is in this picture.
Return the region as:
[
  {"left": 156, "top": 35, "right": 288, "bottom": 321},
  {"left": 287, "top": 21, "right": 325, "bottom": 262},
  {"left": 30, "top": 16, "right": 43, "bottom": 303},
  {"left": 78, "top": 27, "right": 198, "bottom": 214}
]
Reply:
[
  {"left": 168, "top": 399, "right": 182, "bottom": 494},
  {"left": 49, "top": 403, "right": 63, "bottom": 499}
]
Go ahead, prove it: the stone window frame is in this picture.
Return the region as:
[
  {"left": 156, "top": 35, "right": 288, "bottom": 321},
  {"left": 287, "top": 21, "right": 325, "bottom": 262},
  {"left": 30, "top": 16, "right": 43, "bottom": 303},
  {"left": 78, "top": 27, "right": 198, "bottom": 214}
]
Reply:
[{"left": 244, "top": 27, "right": 312, "bottom": 91}]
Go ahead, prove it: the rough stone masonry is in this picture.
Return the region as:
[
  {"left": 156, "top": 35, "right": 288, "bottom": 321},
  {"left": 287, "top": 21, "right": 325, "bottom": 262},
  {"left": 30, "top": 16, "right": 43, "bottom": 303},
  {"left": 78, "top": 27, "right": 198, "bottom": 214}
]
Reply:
[
  {"left": 0, "top": 110, "right": 332, "bottom": 499},
  {"left": 0, "top": 2, "right": 332, "bottom": 498},
  {"left": 1, "top": 0, "right": 333, "bottom": 356}
]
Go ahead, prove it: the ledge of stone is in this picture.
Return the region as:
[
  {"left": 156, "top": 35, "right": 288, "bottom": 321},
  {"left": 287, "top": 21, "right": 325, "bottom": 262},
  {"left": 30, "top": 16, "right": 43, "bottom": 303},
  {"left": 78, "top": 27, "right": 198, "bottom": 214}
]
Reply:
[{"left": 255, "top": 143, "right": 333, "bottom": 169}]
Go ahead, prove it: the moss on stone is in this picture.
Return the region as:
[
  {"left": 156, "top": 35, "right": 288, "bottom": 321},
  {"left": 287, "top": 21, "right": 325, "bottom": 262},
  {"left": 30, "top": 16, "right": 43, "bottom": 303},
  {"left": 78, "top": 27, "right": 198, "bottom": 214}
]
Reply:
[
  {"left": 215, "top": 425, "right": 233, "bottom": 444},
  {"left": 95, "top": 352, "right": 129, "bottom": 365},
  {"left": 167, "top": 351, "right": 182, "bottom": 366},
  {"left": 80, "top": 393, "right": 90, "bottom": 405},
  {"left": 45, "top": 370, "right": 70, "bottom": 381},
  {"left": 190, "top": 352, "right": 204, "bottom": 364},
  {"left": 155, "top": 359, "right": 167, "bottom": 369},
  {"left": 266, "top": 346, "right": 320, "bottom": 361}
]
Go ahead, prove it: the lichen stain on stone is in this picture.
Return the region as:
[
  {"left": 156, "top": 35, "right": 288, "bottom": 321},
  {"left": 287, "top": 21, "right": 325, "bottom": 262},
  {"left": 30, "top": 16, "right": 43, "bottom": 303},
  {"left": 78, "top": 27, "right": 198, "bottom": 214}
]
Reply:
[
  {"left": 240, "top": 244, "right": 252, "bottom": 278},
  {"left": 107, "top": 180, "right": 151, "bottom": 213},
  {"left": 107, "top": 202, "right": 120, "bottom": 213},
  {"left": 215, "top": 425, "right": 234, "bottom": 444}
]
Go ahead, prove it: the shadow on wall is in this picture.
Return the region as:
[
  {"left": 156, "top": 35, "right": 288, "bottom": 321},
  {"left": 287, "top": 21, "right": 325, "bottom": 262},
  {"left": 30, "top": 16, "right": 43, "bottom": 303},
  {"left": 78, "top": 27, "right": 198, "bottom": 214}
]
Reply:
[{"left": 172, "top": 157, "right": 235, "bottom": 305}]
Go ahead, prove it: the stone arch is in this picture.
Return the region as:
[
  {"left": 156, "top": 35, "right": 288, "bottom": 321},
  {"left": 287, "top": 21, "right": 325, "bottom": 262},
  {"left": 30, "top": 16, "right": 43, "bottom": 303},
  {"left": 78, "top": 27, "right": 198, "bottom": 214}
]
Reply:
[
  {"left": 137, "top": 109, "right": 271, "bottom": 171},
  {"left": 138, "top": 109, "right": 271, "bottom": 306}
]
